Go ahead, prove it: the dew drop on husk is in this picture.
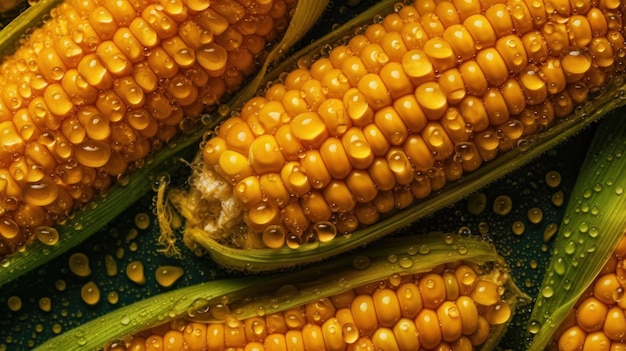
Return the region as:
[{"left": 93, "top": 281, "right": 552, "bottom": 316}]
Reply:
[
  {"left": 35, "top": 226, "right": 59, "bottom": 245},
  {"left": 352, "top": 255, "right": 371, "bottom": 270},
  {"left": 543, "top": 223, "right": 558, "bottom": 242}
]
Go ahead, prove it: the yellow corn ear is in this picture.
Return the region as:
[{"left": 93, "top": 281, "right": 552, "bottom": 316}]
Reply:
[
  {"left": 172, "top": 0, "right": 626, "bottom": 258},
  {"left": 115, "top": 261, "right": 512, "bottom": 351},
  {"left": 28, "top": 233, "right": 524, "bottom": 351},
  {"left": 0, "top": 0, "right": 295, "bottom": 258}
]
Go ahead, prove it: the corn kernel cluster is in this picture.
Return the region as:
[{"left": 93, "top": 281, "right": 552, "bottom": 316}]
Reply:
[
  {"left": 555, "top": 233, "right": 626, "bottom": 351},
  {"left": 0, "top": 0, "right": 294, "bottom": 256},
  {"left": 197, "top": 0, "right": 626, "bottom": 249},
  {"left": 106, "top": 261, "right": 511, "bottom": 351}
]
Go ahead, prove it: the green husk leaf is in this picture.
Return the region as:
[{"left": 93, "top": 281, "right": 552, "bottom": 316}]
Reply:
[
  {"left": 177, "top": 1, "right": 626, "bottom": 271},
  {"left": 34, "top": 232, "right": 526, "bottom": 351},
  {"left": 0, "top": 0, "right": 327, "bottom": 286},
  {"left": 527, "top": 112, "right": 626, "bottom": 350}
]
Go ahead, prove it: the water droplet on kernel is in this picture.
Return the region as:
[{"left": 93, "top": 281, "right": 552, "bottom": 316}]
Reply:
[
  {"left": 35, "top": 226, "right": 59, "bottom": 246},
  {"left": 342, "top": 323, "right": 359, "bottom": 344},
  {"left": 313, "top": 221, "right": 337, "bottom": 242}
]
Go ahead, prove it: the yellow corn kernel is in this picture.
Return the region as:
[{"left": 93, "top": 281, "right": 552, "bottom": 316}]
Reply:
[
  {"left": 0, "top": 0, "right": 294, "bottom": 257},
  {"left": 114, "top": 262, "right": 512, "bottom": 351}
]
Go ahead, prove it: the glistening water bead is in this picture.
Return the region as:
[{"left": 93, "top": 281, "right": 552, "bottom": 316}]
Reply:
[
  {"left": 68, "top": 252, "right": 91, "bottom": 278},
  {"left": 126, "top": 260, "right": 146, "bottom": 285}
]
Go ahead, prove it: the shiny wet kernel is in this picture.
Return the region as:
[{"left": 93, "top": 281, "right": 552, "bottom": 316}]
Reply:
[
  {"left": 196, "top": 0, "right": 624, "bottom": 250},
  {"left": 0, "top": 0, "right": 294, "bottom": 257},
  {"left": 111, "top": 262, "right": 512, "bottom": 351}
]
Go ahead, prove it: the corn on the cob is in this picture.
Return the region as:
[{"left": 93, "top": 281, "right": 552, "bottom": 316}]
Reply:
[
  {"left": 107, "top": 261, "right": 512, "bottom": 351},
  {"left": 33, "top": 233, "right": 526, "bottom": 351},
  {"left": 552, "top": 233, "right": 626, "bottom": 351},
  {"left": 182, "top": 0, "right": 626, "bottom": 251},
  {"left": 0, "top": 0, "right": 295, "bottom": 258}
]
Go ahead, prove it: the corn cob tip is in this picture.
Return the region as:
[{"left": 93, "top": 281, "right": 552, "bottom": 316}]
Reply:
[{"left": 176, "top": 0, "right": 626, "bottom": 253}]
